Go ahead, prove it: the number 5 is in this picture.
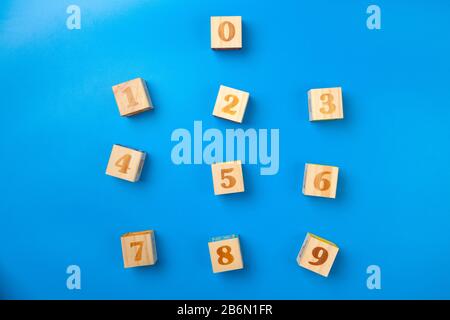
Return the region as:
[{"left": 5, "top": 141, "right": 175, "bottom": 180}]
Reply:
[{"left": 221, "top": 168, "right": 236, "bottom": 188}]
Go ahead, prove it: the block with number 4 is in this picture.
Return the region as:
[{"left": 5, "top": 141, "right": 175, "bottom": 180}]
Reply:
[
  {"left": 208, "top": 235, "right": 244, "bottom": 273},
  {"left": 211, "top": 16, "right": 242, "bottom": 50},
  {"left": 211, "top": 160, "right": 245, "bottom": 195},
  {"left": 106, "top": 144, "right": 146, "bottom": 182},
  {"left": 297, "top": 233, "right": 339, "bottom": 277},
  {"left": 213, "top": 85, "right": 249, "bottom": 123},
  {"left": 302, "top": 163, "right": 339, "bottom": 199},
  {"left": 112, "top": 77, "right": 153, "bottom": 116},
  {"left": 308, "top": 87, "right": 343, "bottom": 121},
  {"left": 121, "top": 230, "right": 157, "bottom": 268}
]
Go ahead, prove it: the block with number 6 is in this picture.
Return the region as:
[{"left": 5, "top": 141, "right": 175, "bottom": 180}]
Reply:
[
  {"left": 112, "top": 77, "right": 153, "bottom": 116},
  {"left": 208, "top": 235, "right": 244, "bottom": 273},
  {"left": 308, "top": 87, "right": 343, "bottom": 121},
  {"left": 211, "top": 160, "right": 245, "bottom": 195},
  {"left": 213, "top": 85, "right": 249, "bottom": 123},
  {"left": 121, "top": 230, "right": 157, "bottom": 268},
  {"left": 106, "top": 144, "right": 146, "bottom": 182},
  {"left": 297, "top": 233, "right": 339, "bottom": 277},
  {"left": 210, "top": 16, "right": 242, "bottom": 50},
  {"left": 302, "top": 163, "right": 339, "bottom": 199}
]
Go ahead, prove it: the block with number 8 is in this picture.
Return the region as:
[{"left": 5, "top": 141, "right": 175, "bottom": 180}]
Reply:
[
  {"left": 121, "top": 230, "right": 157, "bottom": 268},
  {"left": 213, "top": 85, "right": 249, "bottom": 123},
  {"left": 112, "top": 77, "right": 153, "bottom": 116},
  {"left": 211, "top": 160, "right": 245, "bottom": 195},
  {"left": 302, "top": 163, "right": 339, "bottom": 199},
  {"left": 308, "top": 87, "right": 343, "bottom": 121},
  {"left": 208, "top": 235, "right": 244, "bottom": 273},
  {"left": 106, "top": 144, "right": 146, "bottom": 182},
  {"left": 297, "top": 233, "right": 339, "bottom": 277}
]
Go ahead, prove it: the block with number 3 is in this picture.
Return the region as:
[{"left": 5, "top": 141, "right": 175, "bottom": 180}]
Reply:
[
  {"left": 297, "top": 233, "right": 339, "bottom": 277},
  {"left": 302, "top": 163, "right": 339, "bottom": 199},
  {"left": 308, "top": 87, "right": 343, "bottom": 121},
  {"left": 106, "top": 144, "right": 146, "bottom": 182},
  {"left": 112, "top": 77, "right": 153, "bottom": 116},
  {"left": 121, "top": 230, "right": 157, "bottom": 268},
  {"left": 213, "top": 85, "right": 249, "bottom": 123},
  {"left": 211, "top": 160, "right": 245, "bottom": 195},
  {"left": 208, "top": 235, "right": 244, "bottom": 273},
  {"left": 210, "top": 16, "right": 242, "bottom": 50}
]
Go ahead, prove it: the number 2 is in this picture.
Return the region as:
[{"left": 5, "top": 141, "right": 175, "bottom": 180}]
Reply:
[
  {"left": 115, "top": 154, "right": 132, "bottom": 174},
  {"left": 308, "top": 246, "right": 328, "bottom": 266},
  {"left": 220, "top": 168, "right": 236, "bottom": 188},
  {"left": 320, "top": 93, "right": 336, "bottom": 114},
  {"left": 314, "top": 171, "right": 331, "bottom": 191},
  {"left": 222, "top": 94, "right": 239, "bottom": 115},
  {"left": 130, "top": 241, "right": 144, "bottom": 261}
]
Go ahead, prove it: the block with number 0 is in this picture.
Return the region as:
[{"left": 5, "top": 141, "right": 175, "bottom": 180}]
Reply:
[
  {"left": 208, "top": 235, "right": 244, "bottom": 273},
  {"left": 112, "top": 77, "right": 153, "bottom": 116},
  {"left": 121, "top": 230, "right": 157, "bottom": 268},
  {"left": 308, "top": 87, "right": 343, "bottom": 121},
  {"left": 106, "top": 144, "right": 146, "bottom": 182},
  {"left": 211, "top": 160, "right": 245, "bottom": 195},
  {"left": 210, "top": 16, "right": 242, "bottom": 50},
  {"left": 213, "top": 85, "right": 250, "bottom": 123},
  {"left": 297, "top": 233, "right": 339, "bottom": 277},
  {"left": 302, "top": 163, "right": 339, "bottom": 199}
]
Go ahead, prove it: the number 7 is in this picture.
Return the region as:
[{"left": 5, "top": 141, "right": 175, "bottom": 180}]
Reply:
[{"left": 130, "top": 241, "right": 144, "bottom": 261}]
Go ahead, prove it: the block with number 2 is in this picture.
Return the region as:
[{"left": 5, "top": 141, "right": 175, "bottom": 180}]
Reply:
[
  {"left": 302, "top": 163, "right": 339, "bottom": 199},
  {"left": 112, "top": 77, "right": 154, "bottom": 116},
  {"left": 297, "top": 233, "right": 339, "bottom": 277},
  {"left": 208, "top": 235, "right": 244, "bottom": 273},
  {"left": 211, "top": 160, "right": 245, "bottom": 195},
  {"left": 106, "top": 144, "right": 146, "bottom": 182},
  {"left": 121, "top": 230, "right": 158, "bottom": 268},
  {"left": 213, "top": 85, "right": 249, "bottom": 123},
  {"left": 308, "top": 87, "right": 343, "bottom": 121}
]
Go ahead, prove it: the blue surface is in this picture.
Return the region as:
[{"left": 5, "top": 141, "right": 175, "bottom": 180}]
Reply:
[{"left": 1, "top": 0, "right": 450, "bottom": 299}]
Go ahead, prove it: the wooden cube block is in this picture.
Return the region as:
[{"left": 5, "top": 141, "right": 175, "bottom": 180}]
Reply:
[
  {"left": 208, "top": 235, "right": 244, "bottom": 273},
  {"left": 106, "top": 144, "right": 146, "bottom": 182},
  {"left": 212, "top": 85, "right": 249, "bottom": 123},
  {"left": 297, "top": 233, "right": 339, "bottom": 277},
  {"left": 308, "top": 87, "right": 343, "bottom": 121},
  {"left": 211, "top": 16, "right": 242, "bottom": 50},
  {"left": 121, "top": 230, "right": 157, "bottom": 268},
  {"left": 211, "top": 160, "right": 245, "bottom": 195},
  {"left": 112, "top": 78, "right": 153, "bottom": 116},
  {"left": 302, "top": 163, "right": 339, "bottom": 199}
]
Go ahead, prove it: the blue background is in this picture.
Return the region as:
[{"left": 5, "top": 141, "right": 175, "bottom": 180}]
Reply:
[{"left": 1, "top": 0, "right": 450, "bottom": 299}]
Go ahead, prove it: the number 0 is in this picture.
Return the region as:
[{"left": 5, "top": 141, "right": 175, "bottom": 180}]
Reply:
[{"left": 218, "top": 21, "right": 235, "bottom": 41}]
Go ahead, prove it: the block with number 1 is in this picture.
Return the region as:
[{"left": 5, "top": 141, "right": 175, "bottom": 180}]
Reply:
[
  {"left": 297, "top": 233, "right": 339, "bottom": 277},
  {"left": 112, "top": 77, "right": 153, "bottom": 116},
  {"left": 121, "top": 230, "right": 157, "bottom": 268},
  {"left": 106, "top": 144, "right": 146, "bottom": 182}
]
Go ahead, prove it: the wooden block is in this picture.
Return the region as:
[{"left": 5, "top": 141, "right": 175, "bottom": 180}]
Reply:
[
  {"left": 212, "top": 85, "right": 249, "bottom": 123},
  {"left": 106, "top": 144, "right": 146, "bottom": 182},
  {"left": 302, "top": 163, "right": 339, "bottom": 199},
  {"left": 112, "top": 78, "right": 153, "bottom": 116},
  {"left": 211, "top": 160, "right": 245, "bottom": 195},
  {"left": 211, "top": 16, "right": 242, "bottom": 50},
  {"left": 208, "top": 235, "right": 244, "bottom": 273},
  {"left": 308, "top": 87, "right": 343, "bottom": 121},
  {"left": 297, "top": 233, "right": 339, "bottom": 277},
  {"left": 121, "top": 230, "right": 157, "bottom": 268}
]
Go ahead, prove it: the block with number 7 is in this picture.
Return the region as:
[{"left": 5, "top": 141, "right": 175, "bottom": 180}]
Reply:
[
  {"left": 302, "top": 163, "right": 339, "bottom": 199},
  {"left": 208, "top": 235, "right": 244, "bottom": 273},
  {"left": 106, "top": 144, "right": 146, "bottom": 182},
  {"left": 211, "top": 160, "right": 245, "bottom": 195},
  {"left": 297, "top": 233, "right": 339, "bottom": 277},
  {"left": 121, "top": 230, "right": 157, "bottom": 268}
]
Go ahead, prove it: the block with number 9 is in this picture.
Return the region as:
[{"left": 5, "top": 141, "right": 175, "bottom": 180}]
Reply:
[
  {"left": 208, "top": 235, "right": 244, "bottom": 273},
  {"left": 302, "top": 163, "right": 339, "bottom": 199},
  {"left": 213, "top": 85, "right": 250, "bottom": 123},
  {"left": 297, "top": 233, "right": 339, "bottom": 277},
  {"left": 112, "top": 77, "right": 153, "bottom": 116},
  {"left": 121, "top": 230, "right": 157, "bottom": 268},
  {"left": 308, "top": 87, "right": 343, "bottom": 121},
  {"left": 211, "top": 160, "right": 245, "bottom": 195},
  {"left": 106, "top": 144, "right": 146, "bottom": 182}
]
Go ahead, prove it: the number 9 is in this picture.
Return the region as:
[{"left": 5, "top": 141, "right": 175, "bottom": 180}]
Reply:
[{"left": 308, "top": 247, "right": 328, "bottom": 266}]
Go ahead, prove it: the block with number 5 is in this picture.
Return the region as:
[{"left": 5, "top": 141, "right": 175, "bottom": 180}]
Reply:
[
  {"left": 211, "top": 160, "right": 245, "bottom": 195},
  {"left": 208, "top": 235, "right": 244, "bottom": 273},
  {"left": 121, "top": 230, "right": 157, "bottom": 268},
  {"left": 213, "top": 85, "right": 249, "bottom": 123},
  {"left": 308, "top": 87, "right": 343, "bottom": 121},
  {"left": 302, "top": 163, "right": 339, "bottom": 199},
  {"left": 297, "top": 233, "right": 339, "bottom": 277},
  {"left": 106, "top": 144, "right": 146, "bottom": 182}
]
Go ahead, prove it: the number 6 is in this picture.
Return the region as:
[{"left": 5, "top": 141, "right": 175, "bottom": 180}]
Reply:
[{"left": 314, "top": 171, "right": 331, "bottom": 191}]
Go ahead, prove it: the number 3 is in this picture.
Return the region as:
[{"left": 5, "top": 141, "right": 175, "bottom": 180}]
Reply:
[
  {"left": 320, "top": 93, "right": 336, "bottom": 114},
  {"left": 221, "top": 168, "right": 236, "bottom": 188}
]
